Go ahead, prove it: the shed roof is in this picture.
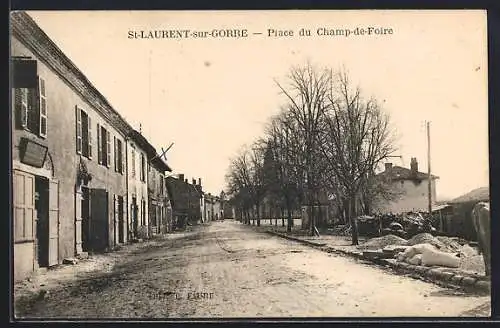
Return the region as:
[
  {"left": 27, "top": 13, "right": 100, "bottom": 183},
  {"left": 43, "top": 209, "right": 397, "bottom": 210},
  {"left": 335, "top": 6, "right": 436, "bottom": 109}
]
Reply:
[{"left": 449, "top": 186, "right": 489, "bottom": 204}]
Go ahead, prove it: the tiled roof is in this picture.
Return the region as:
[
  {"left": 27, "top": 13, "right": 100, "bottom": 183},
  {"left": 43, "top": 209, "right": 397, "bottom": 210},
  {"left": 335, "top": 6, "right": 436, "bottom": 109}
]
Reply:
[
  {"left": 376, "top": 166, "right": 439, "bottom": 181},
  {"left": 165, "top": 176, "right": 201, "bottom": 213}
]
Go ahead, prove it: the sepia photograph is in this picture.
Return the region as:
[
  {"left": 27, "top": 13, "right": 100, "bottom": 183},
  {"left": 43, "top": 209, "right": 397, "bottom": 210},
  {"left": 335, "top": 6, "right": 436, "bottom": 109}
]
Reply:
[{"left": 10, "top": 9, "right": 491, "bottom": 319}]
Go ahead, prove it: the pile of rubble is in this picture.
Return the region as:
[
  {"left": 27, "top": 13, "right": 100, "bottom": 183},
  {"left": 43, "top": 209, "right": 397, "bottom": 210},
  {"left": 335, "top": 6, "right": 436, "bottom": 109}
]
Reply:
[{"left": 358, "top": 233, "right": 483, "bottom": 272}]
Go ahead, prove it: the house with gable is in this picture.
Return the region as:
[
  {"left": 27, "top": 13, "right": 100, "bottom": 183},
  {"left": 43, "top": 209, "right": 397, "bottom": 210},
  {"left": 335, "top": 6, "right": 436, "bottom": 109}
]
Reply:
[{"left": 372, "top": 157, "right": 439, "bottom": 214}]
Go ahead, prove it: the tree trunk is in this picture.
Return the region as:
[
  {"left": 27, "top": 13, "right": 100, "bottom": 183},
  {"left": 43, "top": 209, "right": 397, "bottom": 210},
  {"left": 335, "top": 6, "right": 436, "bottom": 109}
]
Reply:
[
  {"left": 349, "top": 195, "right": 359, "bottom": 245},
  {"left": 287, "top": 206, "right": 293, "bottom": 233},
  {"left": 281, "top": 207, "right": 285, "bottom": 227},
  {"left": 256, "top": 202, "right": 261, "bottom": 227}
]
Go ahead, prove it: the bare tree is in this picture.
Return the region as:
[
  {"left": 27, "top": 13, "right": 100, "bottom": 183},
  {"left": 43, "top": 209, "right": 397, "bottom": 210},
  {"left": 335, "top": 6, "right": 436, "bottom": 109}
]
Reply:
[
  {"left": 225, "top": 144, "right": 267, "bottom": 226},
  {"left": 263, "top": 110, "right": 305, "bottom": 232},
  {"left": 320, "top": 69, "right": 398, "bottom": 245},
  {"left": 275, "top": 63, "right": 332, "bottom": 236}
]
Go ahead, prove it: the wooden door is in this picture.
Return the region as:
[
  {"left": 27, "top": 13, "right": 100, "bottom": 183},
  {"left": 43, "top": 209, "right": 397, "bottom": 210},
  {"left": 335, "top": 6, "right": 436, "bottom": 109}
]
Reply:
[
  {"left": 118, "top": 196, "right": 124, "bottom": 243},
  {"left": 48, "top": 179, "right": 59, "bottom": 266},
  {"left": 13, "top": 170, "right": 36, "bottom": 271},
  {"left": 90, "top": 188, "right": 109, "bottom": 251}
]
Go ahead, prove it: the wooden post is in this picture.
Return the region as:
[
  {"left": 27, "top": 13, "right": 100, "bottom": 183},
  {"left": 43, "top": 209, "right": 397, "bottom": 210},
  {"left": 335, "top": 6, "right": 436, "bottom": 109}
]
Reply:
[{"left": 427, "top": 121, "right": 432, "bottom": 216}]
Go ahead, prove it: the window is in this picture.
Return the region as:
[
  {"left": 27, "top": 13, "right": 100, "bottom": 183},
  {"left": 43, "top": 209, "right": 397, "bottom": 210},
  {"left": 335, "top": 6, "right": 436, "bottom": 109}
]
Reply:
[
  {"left": 159, "top": 176, "right": 164, "bottom": 195},
  {"left": 131, "top": 147, "right": 136, "bottom": 178},
  {"left": 97, "top": 124, "right": 111, "bottom": 167},
  {"left": 14, "top": 77, "right": 47, "bottom": 138},
  {"left": 114, "top": 137, "right": 124, "bottom": 174},
  {"left": 39, "top": 78, "right": 47, "bottom": 137},
  {"left": 140, "top": 153, "right": 146, "bottom": 182},
  {"left": 76, "top": 107, "right": 92, "bottom": 158}
]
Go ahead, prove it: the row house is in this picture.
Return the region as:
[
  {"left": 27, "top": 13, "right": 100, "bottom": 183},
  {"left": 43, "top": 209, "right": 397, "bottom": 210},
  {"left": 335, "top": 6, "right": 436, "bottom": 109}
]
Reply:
[
  {"left": 148, "top": 154, "right": 173, "bottom": 235},
  {"left": 126, "top": 129, "right": 155, "bottom": 241},
  {"left": 10, "top": 12, "right": 172, "bottom": 282},
  {"left": 165, "top": 174, "right": 202, "bottom": 229},
  {"left": 203, "top": 193, "right": 223, "bottom": 221}
]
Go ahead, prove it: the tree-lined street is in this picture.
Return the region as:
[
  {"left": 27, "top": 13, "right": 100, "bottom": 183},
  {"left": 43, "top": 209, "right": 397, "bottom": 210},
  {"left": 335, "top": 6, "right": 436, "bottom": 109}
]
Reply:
[{"left": 15, "top": 220, "right": 490, "bottom": 318}]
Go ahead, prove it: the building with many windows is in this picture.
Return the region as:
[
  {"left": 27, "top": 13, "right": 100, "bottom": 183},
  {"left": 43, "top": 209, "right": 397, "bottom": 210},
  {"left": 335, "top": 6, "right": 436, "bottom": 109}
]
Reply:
[{"left": 10, "top": 12, "right": 173, "bottom": 282}]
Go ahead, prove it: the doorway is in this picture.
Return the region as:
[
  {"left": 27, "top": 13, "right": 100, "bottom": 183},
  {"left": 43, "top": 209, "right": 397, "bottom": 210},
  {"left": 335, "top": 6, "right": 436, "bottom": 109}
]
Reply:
[
  {"left": 81, "top": 186, "right": 90, "bottom": 252},
  {"left": 118, "top": 195, "right": 124, "bottom": 243},
  {"left": 35, "top": 176, "right": 49, "bottom": 267},
  {"left": 131, "top": 197, "right": 138, "bottom": 238}
]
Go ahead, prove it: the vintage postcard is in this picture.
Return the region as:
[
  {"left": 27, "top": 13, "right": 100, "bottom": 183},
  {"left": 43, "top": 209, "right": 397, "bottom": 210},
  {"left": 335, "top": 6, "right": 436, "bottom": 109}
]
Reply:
[{"left": 10, "top": 10, "right": 490, "bottom": 319}]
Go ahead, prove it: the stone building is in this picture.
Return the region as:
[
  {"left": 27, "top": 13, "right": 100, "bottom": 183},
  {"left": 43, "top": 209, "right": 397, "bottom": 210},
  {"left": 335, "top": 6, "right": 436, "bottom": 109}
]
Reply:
[{"left": 11, "top": 12, "right": 134, "bottom": 281}]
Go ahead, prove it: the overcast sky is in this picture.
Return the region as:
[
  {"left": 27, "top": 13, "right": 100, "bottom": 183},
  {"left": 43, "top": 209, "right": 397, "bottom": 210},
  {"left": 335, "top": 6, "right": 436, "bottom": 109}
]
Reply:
[{"left": 26, "top": 10, "right": 488, "bottom": 199}]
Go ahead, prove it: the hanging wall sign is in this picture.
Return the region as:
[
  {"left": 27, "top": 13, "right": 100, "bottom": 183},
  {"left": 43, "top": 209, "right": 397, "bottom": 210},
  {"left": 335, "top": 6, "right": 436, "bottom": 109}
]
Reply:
[{"left": 19, "top": 137, "right": 48, "bottom": 168}]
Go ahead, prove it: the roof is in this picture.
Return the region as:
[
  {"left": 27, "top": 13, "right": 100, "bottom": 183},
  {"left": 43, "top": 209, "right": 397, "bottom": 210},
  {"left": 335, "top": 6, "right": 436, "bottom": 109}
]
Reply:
[
  {"left": 128, "top": 129, "right": 157, "bottom": 158},
  {"left": 165, "top": 176, "right": 201, "bottom": 212},
  {"left": 376, "top": 166, "right": 439, "bottom": 181},
  {"left": 449, "top": 186, "right": 489, "bottom": 204},
  {"left": 10, "top": 12, "right": 134, "bottom": 137},
  {"left": 151, "top": 156, "right": 172, "bottom": 172}
]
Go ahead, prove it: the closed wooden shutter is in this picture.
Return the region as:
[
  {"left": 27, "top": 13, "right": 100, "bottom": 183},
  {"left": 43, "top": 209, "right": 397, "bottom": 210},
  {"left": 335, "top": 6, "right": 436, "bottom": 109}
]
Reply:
[
  {"left": 106, "top": 130, "right": 111, "bottom": 168},
  {"left": 14, "top": 88, "right": 28, "bottom": 129},
  {"left": 113, "top": 194, "right": 118, "bottom": 246},
  {"left": 88, "top": 116, "right": 92, "bottom": 159},
  {"left": 27, "top": 87, "right": 39, "bottom": 134},
  {"left": 114, "top": 137, "right": 117, "bottom": 172},
  {"left": 48, "top": 179, "right": 59, "bottom": 266},
  {"left": 97, "top": 123, "right": 102, "bottom": 164},
  {"left": 121, "top": 140, "right": 125, "bottom": 174},
  {"left": 13, "top": 170, "right": 35, "bottom": 242}
]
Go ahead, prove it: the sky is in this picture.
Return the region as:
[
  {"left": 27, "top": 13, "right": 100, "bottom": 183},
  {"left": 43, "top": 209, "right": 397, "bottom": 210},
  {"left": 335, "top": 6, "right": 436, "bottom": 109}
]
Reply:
[{"left": 25, "top": 10, "right": 489, "bottom": 200}]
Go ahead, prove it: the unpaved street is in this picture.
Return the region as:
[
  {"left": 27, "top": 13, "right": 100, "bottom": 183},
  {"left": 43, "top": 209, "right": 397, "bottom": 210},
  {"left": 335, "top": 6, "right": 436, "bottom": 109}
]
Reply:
[{"left": 15, "top": 220, "right": 490, "bottom": 318}]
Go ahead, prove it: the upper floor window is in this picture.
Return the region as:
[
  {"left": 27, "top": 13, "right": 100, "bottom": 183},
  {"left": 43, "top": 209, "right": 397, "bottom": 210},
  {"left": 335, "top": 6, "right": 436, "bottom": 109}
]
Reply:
[
  {"left": 97, "top": 124, "right": 111, "bottom": 167},
  {"left": 114, "top": 137, "right": 124, "bottom": 174},
  {"left": 140, "top": 153, "right": 146, "bottom": 182},
  {"left": 131, "top": 147, "right": 136, "bottom": 178},
  {"left": 159, "top": 175, "right": 164, "bottom": 195},
  {"left": 14, "top": 76, "right": 47, "bottom": 138},
  {"left": 76, "top": 107, "right": 92, "bottom": 159}
]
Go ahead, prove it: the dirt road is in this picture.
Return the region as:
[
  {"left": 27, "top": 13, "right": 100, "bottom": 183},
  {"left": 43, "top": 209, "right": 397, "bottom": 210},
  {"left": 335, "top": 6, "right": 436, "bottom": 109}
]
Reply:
[{"left": 14, "top": 220, "right": 490, "bottom": 318}]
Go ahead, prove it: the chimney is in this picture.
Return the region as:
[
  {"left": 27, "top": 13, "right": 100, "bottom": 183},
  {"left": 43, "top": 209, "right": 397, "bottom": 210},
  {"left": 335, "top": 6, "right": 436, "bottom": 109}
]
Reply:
[
  {"left": 178, "top": 173, "right": 184, "bottom": 181},
  {"left": 385, "top": 163, "right": 393, "bottom": 172},
  {"left": 410, "top": 157, "right": 418, "bottom": 174},
  {"left": 198, "top": 178, "right": 202, "bottom": 186},
  {"left": 192, "top": 178, "right": 196, "bottom": 185}
]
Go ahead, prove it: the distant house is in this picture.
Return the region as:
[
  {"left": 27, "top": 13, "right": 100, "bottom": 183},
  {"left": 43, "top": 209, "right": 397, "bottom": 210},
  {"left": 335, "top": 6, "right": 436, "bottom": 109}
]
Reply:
[
  {"left": 165, "top": 174, "right": 202, "bottom": 228},
  {"left": 126, "top": 129, "right": 156, "bottom": 240},
  {"left": 372, "top": 158, "right": 439, "bottom": 214},
  {"left": 148, "top": 154, "right": 172, "bottom": 236}
]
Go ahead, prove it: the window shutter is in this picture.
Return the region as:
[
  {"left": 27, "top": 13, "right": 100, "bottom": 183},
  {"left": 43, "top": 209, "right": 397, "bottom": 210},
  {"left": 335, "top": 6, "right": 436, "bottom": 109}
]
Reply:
[
  {"left": 97, "top": 123, "right": 102, "bottom": 164},
  {"left": 88, "top": 116, "right": 92, "bottom": 159},
  {"left": 14, "top": 88, "right": 28, "bottom": 129},
  {"left": 76, "top": 107, "right": 82, "bottom": 154},
  {"left": 38, "top": 77, "right": 47, "bottom": 138},
  {"left": 27, "top": 87, "right": 39, "bottom": 133},
  {"left": 121, "top": 140, "right": 125, "bottom": 174},
  {"left": 106, "top": 130, "right": 111, "bottom": 168},
  {"left": 131, "top": 149, "right": 135, "bottom": 177},
  {"left": 114, "top": 137, "right": 117, "bottom": 172}
]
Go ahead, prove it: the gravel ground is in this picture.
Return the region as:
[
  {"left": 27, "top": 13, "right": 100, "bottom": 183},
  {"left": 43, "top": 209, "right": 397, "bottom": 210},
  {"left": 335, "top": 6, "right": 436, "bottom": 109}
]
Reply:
[{"left": 14, "top": 221, "right": 490, "bottom": 319}]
